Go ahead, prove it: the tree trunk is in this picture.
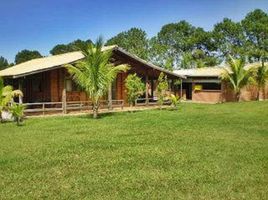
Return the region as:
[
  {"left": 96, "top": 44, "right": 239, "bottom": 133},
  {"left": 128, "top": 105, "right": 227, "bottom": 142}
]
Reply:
[
  {"left": 235, "top": 92, "right": 240, "bottom": 102},
  {"left": 92, "top": 101, "right": 99, "bottom": 119},
  {"left": 16, "top": 117, "right": 20, "bottom": 126},
  {"left": 257, "top": 89, "right": 260, "bottom": 101},
  {"left": 0, "top": 111, "right": 2, "bottom": 123}
]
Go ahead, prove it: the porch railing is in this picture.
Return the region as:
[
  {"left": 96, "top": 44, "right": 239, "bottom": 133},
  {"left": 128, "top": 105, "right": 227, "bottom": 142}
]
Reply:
[
  {"left": 23, "top": 100, "right": 124, "bottom": 115},
  {"left": 135, "top": 98, "right": 171, "bottom": 106}
]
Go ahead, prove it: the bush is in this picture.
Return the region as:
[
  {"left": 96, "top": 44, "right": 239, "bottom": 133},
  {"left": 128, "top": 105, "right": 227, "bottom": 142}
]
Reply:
[
  {"left": 125, "top": 74, "right": 145, "bottom": 106},
  {"left": 9, "top": 104, "right": 25, "bottom": 126}
]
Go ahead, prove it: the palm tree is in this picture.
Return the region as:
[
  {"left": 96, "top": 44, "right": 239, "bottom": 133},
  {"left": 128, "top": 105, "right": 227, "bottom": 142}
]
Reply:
[
  {"left": 221, "top": 56, "right": 254, "bottom": 101},
  {"left": 65, "top": 38, "right": 129, "bottom": 118},
  {"left": 9, "top": 103, "right": 25, "bottom": 125},
  {"left": 0, "top": 78, "right": 23, "bottom": 121},
  {"left": 255, "top": 60, "right": 268, "bottom": 100}
]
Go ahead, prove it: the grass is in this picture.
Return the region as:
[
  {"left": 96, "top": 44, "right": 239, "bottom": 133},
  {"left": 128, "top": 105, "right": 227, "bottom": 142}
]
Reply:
[{"left": 0, "top": 101, "right": 268, "bottom": 199}]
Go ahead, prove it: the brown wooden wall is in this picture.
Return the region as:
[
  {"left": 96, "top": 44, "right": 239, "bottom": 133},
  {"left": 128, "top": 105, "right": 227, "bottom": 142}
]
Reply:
[
  {"left": 46, "top": 68, "right": 127, "bottom": 103},
  {"left": 22, "top": 71, "right": 51, "bottom": 103}
]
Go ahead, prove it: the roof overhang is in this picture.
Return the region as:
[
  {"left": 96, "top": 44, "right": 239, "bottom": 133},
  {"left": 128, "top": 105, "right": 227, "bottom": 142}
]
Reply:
[{"left": 0, "top": 46, "right": 185, "bottom": 79}]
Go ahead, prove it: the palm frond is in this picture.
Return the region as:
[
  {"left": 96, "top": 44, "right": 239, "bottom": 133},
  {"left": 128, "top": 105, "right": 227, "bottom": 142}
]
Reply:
[{"left": 64, "top": 37, "right": 129, "bottom": 116}]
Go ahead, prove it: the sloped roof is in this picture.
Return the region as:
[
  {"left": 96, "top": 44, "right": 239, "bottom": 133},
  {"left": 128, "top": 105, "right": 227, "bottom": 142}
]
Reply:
[
  {"left": 0, "top": 45, "right": 184, "bottom": 79},
  {"left": 174, "top": 62, "right": 267, "bottom": 78},
  {"left": 174, "top": 67, "right": 226, "bottom": 77},
  {"left": 0, "top": 46, "right": 115, "bottom": 78}
]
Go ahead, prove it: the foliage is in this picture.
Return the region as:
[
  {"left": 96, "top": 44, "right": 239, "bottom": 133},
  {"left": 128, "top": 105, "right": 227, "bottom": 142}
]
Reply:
[
  {"left": 221, "top": 56, "right": 254, "bottom": 101},
  {"left": 65, "top": 37, "right": 129, "bottom": 118},
  {"left": 15, "top": 50, "right": 42, "bottom": 64},
  {"left": 212, "top": 18, "right": 245, "bottom": 59},
  {"left": 0, "top": 78, "right": 13, "bottom": 119},
  {"left": 241, "top": 9, "right": 268, "bottom": 62},
  {"left": 169, "top": 94, "right": 180, "bottom": 109},
  {"left": 0, "top": 56, "right": 9, "bottom": 70},
  {"left": 125, "top": 74, "right": 145, "bottom": 106},
  {"left": 148, "top": 36, "right": 171, "bottom": 68},
  {"left": 106, "top": 28, "right": 149, "bottom": 60},
  {"left": 254, "top": 61, "right": 268, "bottom": 100},
  {"left": 50, "top": 39, "right": 93, "bottom": 55},
  {"left": 9, "top": 103, "right": 25, "bottom": 126},
  {"left": 0, "top": 78, "right": 23, "bottom": 122},
  {"left": 157, "top": 72, "right": 168, "bottom": 108},
  {"left": 149, "top": 21, "right": 218, "bottom": 69}
]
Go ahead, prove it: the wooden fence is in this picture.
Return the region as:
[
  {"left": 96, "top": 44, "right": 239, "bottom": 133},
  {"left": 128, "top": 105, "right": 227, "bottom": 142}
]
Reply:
[{"left": 23, "top": 100, "right": 124, "bottom": 115}]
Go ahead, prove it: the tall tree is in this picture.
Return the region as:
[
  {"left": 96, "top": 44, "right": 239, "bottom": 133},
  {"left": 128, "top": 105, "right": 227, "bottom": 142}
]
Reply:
[
  {"left": 149, "top": 21, "right": 218, "bottom": 69},
  {"left": 212, "top": 18, "right": 245, "bottom": 59},
  {"left": 50, "top": 39, "right": 93, "bottom": 55},
  {"left": 15, "top": 50, "right": 42, "bottom": 64},
  {"left": 221, "top": 56, "right": 254, "bottom": 101},
  {"left": 154, "top": 21, "right": 195, "bottom": 68},
  {"left": 50, "top": 44, "right": 73, "bottom": 55},
  {"left": 106, "top": 28, "right": 149, "bottom": 60},
  {"left": 65, "top": 38, "right": 129, "bottom": 118},
  {"left": 241, "top": 9, "right": 268, "bottom": 62},
  {"left": 0, "top": 56, "right": 9, "bottom": 70}
]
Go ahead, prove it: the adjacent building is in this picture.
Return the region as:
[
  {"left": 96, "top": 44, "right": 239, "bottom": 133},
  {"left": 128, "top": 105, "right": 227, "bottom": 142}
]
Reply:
[{"left": 174, "top": 65, "right": 268, "bottom": 103}]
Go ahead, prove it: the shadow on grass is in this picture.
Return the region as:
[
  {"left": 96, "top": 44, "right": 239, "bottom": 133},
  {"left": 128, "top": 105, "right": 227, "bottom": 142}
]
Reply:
[
  {"left": 0, "top": 120, "right": 26, "bottom": 128},
  {"left": 76, "top": 109, "right": 147, "bottom": 120}
]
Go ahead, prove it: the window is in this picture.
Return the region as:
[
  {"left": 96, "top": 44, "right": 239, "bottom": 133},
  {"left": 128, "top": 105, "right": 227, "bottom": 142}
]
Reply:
[
  {"left": 197, "top": 83, "right": 221, "bottom": 91},
  {"left": 32, "top": 75, "right": 42, "bottom": 92},
  {"left": 66, "top": 79, "right": 81, "bottom": 92}
]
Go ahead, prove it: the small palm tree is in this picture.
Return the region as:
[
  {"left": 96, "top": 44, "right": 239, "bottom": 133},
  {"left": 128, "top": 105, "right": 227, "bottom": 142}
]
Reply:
[
  {"left": 66, "top": 38, "right": 129, "bottom": 118},
  {"left": 221, "top": 56, "right": 254, "bottom": 101},
  {"left": 0, "top": 78, "right": 23, "bottom": 122},
  {"left": 9, "top": 103, "right": 25, "bottom": 126},
  {"left": 169, "top": 94, "right": 180, "bottom": 110},
  {"left": 254, "top": 60, "right": 268, "bottom": 100}
]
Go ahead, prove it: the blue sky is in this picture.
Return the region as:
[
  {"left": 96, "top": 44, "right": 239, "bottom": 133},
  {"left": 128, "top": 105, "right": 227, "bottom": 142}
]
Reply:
[{"left": 0, "top": 0, "right": 267, "bottom": 62}]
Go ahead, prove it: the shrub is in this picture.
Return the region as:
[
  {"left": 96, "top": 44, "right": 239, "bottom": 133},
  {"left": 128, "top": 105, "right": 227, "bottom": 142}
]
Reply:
[
  {"left": 125, "top": 74, "right": 145, "bottom": 106},
  {"left": 157, "top": 72, "right": 168, "bottom": 109},
  {"left": 9, "top": 104, "right": 25, "bottom": 126}
]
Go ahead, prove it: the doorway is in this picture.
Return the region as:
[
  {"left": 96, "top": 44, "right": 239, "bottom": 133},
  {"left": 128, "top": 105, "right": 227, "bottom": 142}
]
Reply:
[{"left": 184, "top": 83, "right": 192, "bottom": 100}]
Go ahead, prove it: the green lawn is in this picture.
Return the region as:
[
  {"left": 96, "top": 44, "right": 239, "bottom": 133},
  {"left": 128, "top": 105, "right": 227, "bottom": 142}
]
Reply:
[{"left": 0, "top": 102, "right": 268, "bottom": 199}]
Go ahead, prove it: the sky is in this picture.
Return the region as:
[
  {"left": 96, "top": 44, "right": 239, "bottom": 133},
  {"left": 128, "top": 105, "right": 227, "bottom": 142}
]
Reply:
[{"left": 0, "top": 0, "right": 267, "bottom": 62}]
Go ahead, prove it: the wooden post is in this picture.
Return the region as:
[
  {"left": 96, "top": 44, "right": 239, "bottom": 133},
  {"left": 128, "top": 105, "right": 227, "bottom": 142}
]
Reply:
[
  {"left": 18, "top": 79, "right": 23, "bottom": 104},
  {"left": 62, "top": 81, "right": 67, "bottom": 114},
  {"left": 180, "top": 78, "right": 183, "bottom": 101},
  {"left": 108, "top": 83, "right": 112, "bottom": 110},
  {"left": 42, "top": 103, "right": 45, "bottom": 115},
  {"left": 145, "top": 73, "right": 149, "bottom": 106},
  {"left": 220, "top": 81, "right": 224, "bottom": 103},
  {"left": 151, "top": 79, "right": 154, "bottom": 97}
]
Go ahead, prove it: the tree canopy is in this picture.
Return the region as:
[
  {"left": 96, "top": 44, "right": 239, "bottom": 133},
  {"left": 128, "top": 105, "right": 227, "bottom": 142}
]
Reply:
[
  {"left": 0, "top": 56, "right": 9, "bottom": 70},
  {"left": 15, "top": 50, "right": 42, "bottom": 64},
  {"left": 212, "top": 18, "right": 245, "bottom": 59},
  {"left": 148, "top": 20, "right": 219, "bottom": 69},
  {"left": 3, "top": 9, "right": 267, "bottom": 70},
  {"left": 241, "top": 9, "right": 268, "bottom": 62},
  {"left": 106, "top": 28, "right": 149, "bottom": 60},
  {"left": 50, "top": 39, "right": 93, "bottom": 55}
]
